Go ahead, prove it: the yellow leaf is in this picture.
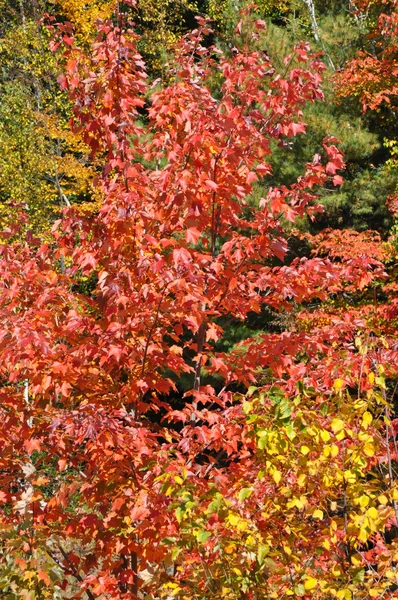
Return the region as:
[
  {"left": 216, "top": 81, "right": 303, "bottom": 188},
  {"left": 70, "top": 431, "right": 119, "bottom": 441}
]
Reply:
[
  {"left": 362, "top": 411, "right": 373, "bottom": 429},
  {"left": 301, "top": 446, "right": 310, "bottom": 456},
  {"left": 367, "top": 506, "right": 378, "bottom": 520},
  {"left": 363, "top": 440, "right": 375, "bottom": 456},
  {"left": 375, "top": 376, "right": 386, "bottom": 389},
  {"left": 359, "top": 495, "right": 369, "bottom": 508},
  {"left": 368, "top": 372, "right": 375, "bottom": 384},
  {"left": 242, "top": 400, "right": 253, "bottom": 414},
  {"left": 174, "top": 476, "right": 183, "bottom": 485},
  {"left": 237, "top": 519, "right": 248, "bottom": 531},
  {"left": 330, "top": 444, "right": 339, "bottom": 458},
  {"left": 351, "top": 554, "right": 362, "bottom": 566},
  {"left": 165, "top": 484, "right": 173, "bottom": 497},
  {"left": 358, "top": 528, "right": 369, "bottom": 542},
  {"left": 313, "top": 509, "right": 323, "bottom": 519},
  {"left": 320, "top": 429, "right": 330, "bottom": 442},
  {"left": 304, "top": 577, "right": 317, "bottom": 591},
  {"left": 344, "top": 470, "right": 356, "bottom": 483},
  {"left": 378, "top": 494, "right": 388, "bottom": 505},
  {"left": 333, "top": 378, "right": 344, "bottom": 391},
  {"left": 331, "top": 418, "right": 345, "bottom": 434},
  {"left": 273, "top": 470, "right": 282, "bottom": 485},
  {"left": 228, "top": 513, "right": 239, "bottom": 526},
  {"left": 337, "top": 591, "right": 352, "bottom": 600},
  {"left": 297, "top": 474, "right": 307, "bottom": 487},
  {"left": 287, "top": 498, "right": 301, "bottom": 510}
]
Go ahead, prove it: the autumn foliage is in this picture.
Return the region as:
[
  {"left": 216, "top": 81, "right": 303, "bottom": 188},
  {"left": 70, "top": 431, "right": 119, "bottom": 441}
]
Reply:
[
  {"left": 0, "top": 3, "right": 398, "bottom": 600},
  {"left": 336, "top": 0, "right": 398, "bottom": 112}
]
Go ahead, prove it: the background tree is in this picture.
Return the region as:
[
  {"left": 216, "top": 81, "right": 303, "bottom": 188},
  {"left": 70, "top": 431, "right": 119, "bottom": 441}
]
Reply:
[{"left": 0, "top": 0, "right": 100, "bottom": 237}]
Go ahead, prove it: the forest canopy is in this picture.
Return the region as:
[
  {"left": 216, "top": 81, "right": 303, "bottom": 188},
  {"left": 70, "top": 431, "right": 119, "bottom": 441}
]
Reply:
[{"left": 0, "top": 1, "right": 397, "bottom": 599}]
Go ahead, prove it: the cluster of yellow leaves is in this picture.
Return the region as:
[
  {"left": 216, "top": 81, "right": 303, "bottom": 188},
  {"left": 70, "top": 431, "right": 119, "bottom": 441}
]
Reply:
[
  {"left": 135, "top": 0, "right": 199, "bottom": 72},
  {"left": 0, "top": 545, "right": 63, "bottom": 599},
  {"left": 49, "top": 0, "right": 200, "bottom": 77},
  {"left": 241, "top": 382, "right": 398, "bottom": 598},
  {"left": 0, "top": 13, "right": 99, "bottom": 237},
  {"left": 49, "top": 0, "right": 115, "bottom": 43},
  {"left": 158, "top": 373, "right": 398, "bottom": 599},
  {"left": 385, "top": 138, "right": 398, "bottom": 174}
]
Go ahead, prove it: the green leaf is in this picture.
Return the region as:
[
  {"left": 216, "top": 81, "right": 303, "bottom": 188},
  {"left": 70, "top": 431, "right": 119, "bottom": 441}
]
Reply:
[
  {"left": 264, "top": 557, "right": 277, "bottom": 570},
  {"left": 294, "top": 584, "right": 305, "bottom": 597},
  {"left": 238, "top": 487, "right": 253, "bottom": 502},
  {"left": 242, "top": 400, "right": 253, "bottom": 414},
  {"left": 279, "top": 399, "right": 293, "bottom": 419},
  {"left": 352, "top": 568, "right": 365, "bottom": 584},
  {"left": 161, "top": 537, "right": 177, "bottom": 546},
  {"left": 285, "top": 422, "right": 296, "bottom": 440},
  {"left": 257, "top": 428, "right": 268, "bottom": 437},
  {"left": 257, "top": 543, "right": 269, "bottom": 565},
  {"left": 257, "top": 437, "right": 267, "bottom": 450},
  {"left": 196, "top": 530, "right": 211, "bottom": 543},
  {"left": 175, "top": 507, "right": 184, "bottom": 523}
]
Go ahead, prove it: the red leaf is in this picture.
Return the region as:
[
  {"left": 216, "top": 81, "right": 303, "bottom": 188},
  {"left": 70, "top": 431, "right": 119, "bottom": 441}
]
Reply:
[
  {"left": 58, "top": 459, "right": 67, "bottom": 472},
  {"left": 186, "top": 227, "right": 201, "bottom": 244},
  {"left": 57, "top": 75, "right": 69, "bottom": 90},
  {"left": 63, "top": 35, "right": 74, "bottom": 47},
  {"left": 326, "top": 161, "right": 338, "bottom": 175},
  {"left": 25, "top": 439, "right": 42, "bottom": 454},
  {"left": 205, "top": 179, "right": 218, "bottom": 191},
  {"left": 38, "top": 570, "right": 51, "bottom": 586},
  {"left": 235, "top": 19, "right": 243, "bottom": 35},
  {"left": 255, "top": 19, "right": 267, "bottom": 30}
]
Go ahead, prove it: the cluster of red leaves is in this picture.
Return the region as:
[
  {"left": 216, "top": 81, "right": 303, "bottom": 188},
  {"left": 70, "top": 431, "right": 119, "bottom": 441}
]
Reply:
[{"left": 336, "top": 0, "right": 398, "bottom": 111}]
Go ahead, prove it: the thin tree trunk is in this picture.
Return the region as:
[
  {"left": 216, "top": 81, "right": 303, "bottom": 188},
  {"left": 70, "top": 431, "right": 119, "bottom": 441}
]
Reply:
[
  {"left": 191, "top": 320, "right": 206, "bottom": 421},
  {"left": 303, "top": 0, "right": 320, "bottom": 42},
  {"left": 302, "top": 0, "right": 336, "bottom": 69}
]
